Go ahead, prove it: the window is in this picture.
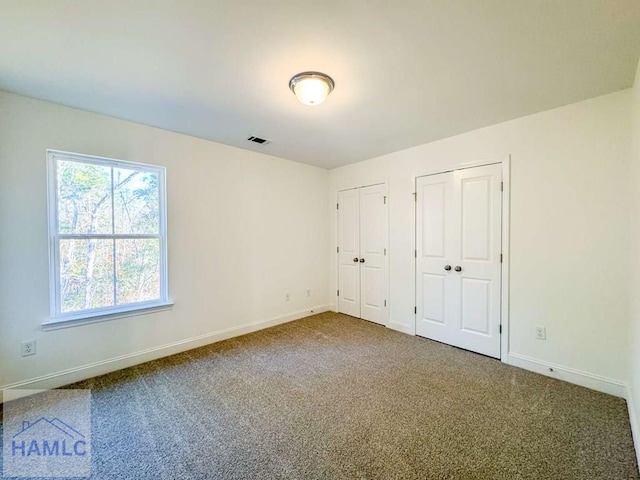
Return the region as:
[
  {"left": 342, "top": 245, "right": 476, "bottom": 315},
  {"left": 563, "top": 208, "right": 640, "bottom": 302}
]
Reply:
[{"left": 46, "top": 150, "right": 169, "bottom": 326}]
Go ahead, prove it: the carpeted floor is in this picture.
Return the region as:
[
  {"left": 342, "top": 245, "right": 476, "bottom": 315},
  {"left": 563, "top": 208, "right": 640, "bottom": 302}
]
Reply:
[{"left": 2, "top": 312, "right": 639, "bottom": 479}]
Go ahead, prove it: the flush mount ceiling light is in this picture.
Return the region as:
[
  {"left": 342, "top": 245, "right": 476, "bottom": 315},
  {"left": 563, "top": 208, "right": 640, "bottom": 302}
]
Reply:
[{"left": 289, "top": 71, "right": 335, "bottom": 106}]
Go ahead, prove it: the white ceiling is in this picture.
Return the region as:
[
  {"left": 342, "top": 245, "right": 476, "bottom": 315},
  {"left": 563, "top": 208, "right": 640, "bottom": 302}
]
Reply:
[{"left": 1, "top": 1, "right": 639, "bottom": 169}]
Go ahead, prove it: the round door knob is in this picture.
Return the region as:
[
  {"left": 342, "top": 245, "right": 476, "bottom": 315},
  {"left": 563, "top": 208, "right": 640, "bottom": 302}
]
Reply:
[
  {"left": 444, "top": 265, "right": 452, "bottom": 271},
  {"left": 454, "top": 266, "right": 462, "bottom": 272},
  {"left": 353, "top": 257, "right": 359, "bottom": 262},
  {"left": 359, "top": 258, "right": 365, "bottom": 263}
]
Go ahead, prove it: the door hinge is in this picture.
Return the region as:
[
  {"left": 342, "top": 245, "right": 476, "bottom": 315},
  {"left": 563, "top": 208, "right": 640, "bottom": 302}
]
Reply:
[
  {"left": 414, "top": 250, "right": 417, "bottom": 258},
  {"left": 499, "top": 325, "right": 502, "bottom": 334},
  {"left": 337, "top": 246, "right": 339, "bottom": 253},
  {"left": 337, "top": 203, "right": 339, "bottom": 210},
  {"left": 337, "top": 289, "right": 339, "bottom": 297},
  {"left": 501, "top": 182, "right": 504, "bottom": 192},
  {"left": 384, "top": 195, "right": 387, "bottom": 204},
  {"left": 384, "top": 248, "right": 387, "bottom": 256},
  {"left": 384, "top": 300, "right": 387, "bottom": 307},
  {"left": 500, "top": 253, "right": 503, "bottom": 263},
  {"left": 414, "top": 306, "right": 417, "bottom": 314},
  {"left": 413, "top": 192, "right": 417, "bottom": 201}
]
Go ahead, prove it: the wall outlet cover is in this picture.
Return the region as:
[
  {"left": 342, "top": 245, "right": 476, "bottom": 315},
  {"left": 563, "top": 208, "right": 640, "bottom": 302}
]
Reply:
[{"left": 21, "top": 340, "right": 36, "bottom": 356}]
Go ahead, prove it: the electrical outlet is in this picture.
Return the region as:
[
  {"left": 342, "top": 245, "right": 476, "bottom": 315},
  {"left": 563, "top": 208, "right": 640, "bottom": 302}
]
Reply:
[
  {"left": 21, "top": 340, "right": 36, "bottom": 357},
  {"left": 285, "top": 293, "right": 290, "bottom": 302},
  {"left": 306, "top": 289, "right": 311, "bottom": 297},
  {"left": 535, "top": 326, "right": 546, "bottom": 340}
]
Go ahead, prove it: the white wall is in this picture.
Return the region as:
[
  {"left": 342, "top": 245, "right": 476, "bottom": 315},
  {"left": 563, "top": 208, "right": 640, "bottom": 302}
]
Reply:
[
  {"left": 0, "top": 90, "right": 330, "bottom": 390},
  {"left": 329, "top": 89, "right": 633, "bottom": 392},
  {"left": 628, "top": 59, "right": 640, "bottom": 454}
]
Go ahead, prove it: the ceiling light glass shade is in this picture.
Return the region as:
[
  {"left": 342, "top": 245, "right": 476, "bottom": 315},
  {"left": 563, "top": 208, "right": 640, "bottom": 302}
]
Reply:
[{"left": 289, "top": 72, "right": 335, "bottom": 106}]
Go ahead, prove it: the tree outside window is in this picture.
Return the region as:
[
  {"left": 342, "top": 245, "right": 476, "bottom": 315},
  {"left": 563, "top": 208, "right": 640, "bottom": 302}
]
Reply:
[{"left": 47, "top": 150, "right": 168, "bottom": 324}]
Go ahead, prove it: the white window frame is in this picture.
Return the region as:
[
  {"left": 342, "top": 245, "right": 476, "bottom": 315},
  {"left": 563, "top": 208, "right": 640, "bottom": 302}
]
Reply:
[{"left": 44, "top": 149, "right": 171, "bottom": 329}]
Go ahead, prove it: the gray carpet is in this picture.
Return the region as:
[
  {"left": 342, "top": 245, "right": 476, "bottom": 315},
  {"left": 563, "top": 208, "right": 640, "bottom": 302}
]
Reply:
[{"left": 2, "top": 312, "right": 638, "bottom": 479}]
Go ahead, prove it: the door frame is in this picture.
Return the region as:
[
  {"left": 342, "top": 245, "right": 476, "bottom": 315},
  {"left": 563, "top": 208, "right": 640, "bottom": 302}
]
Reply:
[
  {"left": 413, "top": 156, "right": 510, "bottom": 362},
  {"left": 336, "top": 182, "right": 389, "bottom": 326}
]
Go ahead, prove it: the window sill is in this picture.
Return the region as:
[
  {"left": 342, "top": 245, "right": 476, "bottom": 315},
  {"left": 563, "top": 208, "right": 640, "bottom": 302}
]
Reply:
[{"left": 42, "top": 301, "right": 174, "bottom": 331}]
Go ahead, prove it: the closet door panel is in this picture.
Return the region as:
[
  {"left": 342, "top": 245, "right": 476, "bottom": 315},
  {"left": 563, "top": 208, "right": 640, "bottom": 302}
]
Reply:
[
  {"left": 338, "top": 189, "right": 360, "bottom": 317},
  {"left": 416, "top": 164, "right": 502, "bottom": 358},
  {"left": 359, "top": 184, "right": 387, "bottom": 325}
]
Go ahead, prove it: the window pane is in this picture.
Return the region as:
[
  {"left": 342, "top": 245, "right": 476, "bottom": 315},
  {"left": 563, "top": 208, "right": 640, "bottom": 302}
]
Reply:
[
  {"left": 57, "top": 160, "right": 113, "bottom": 234},
  {"left": 115, "top": 239, "right": 160, "bottom": 305},
  {"left": 60, "top": 239, "right": 115, "bottom": 312},
  {"left": 113, "top": 168, "right": 159, "bottom": 234}
]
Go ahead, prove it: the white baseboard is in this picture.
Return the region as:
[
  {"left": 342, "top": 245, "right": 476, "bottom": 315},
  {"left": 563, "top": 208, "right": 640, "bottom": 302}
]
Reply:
[
  {"left": 507, "top": 352, "right": 626, "bottom": 398},
  {"left": 1, "top": 304, "right": 330, "bottom": 401},
  {"left": 625, "top": 385, "right": 640, "bottom": 465},
  {"left": 387, "top": 320, "right": 415, "bottom": 335}
]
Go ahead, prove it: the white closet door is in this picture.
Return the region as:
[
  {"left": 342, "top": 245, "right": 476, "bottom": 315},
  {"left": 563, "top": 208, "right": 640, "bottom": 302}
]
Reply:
[
  {"left": 338, "top": 189, "right": 361, "bottom": 317},
  {"left": 359, "top": 184, "right": 386, "bottom": 325},
  {"left": 416, "top": 164, "right": 502, "bottom": 358},
  {"left": 416, "top": 172, "right": 457, "bottom": 344}
]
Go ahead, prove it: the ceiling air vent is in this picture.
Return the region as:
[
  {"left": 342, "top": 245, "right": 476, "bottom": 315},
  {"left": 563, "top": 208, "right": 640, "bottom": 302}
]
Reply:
[{"left": 247, "top": 136, "right": 271, "bottom": 145}]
